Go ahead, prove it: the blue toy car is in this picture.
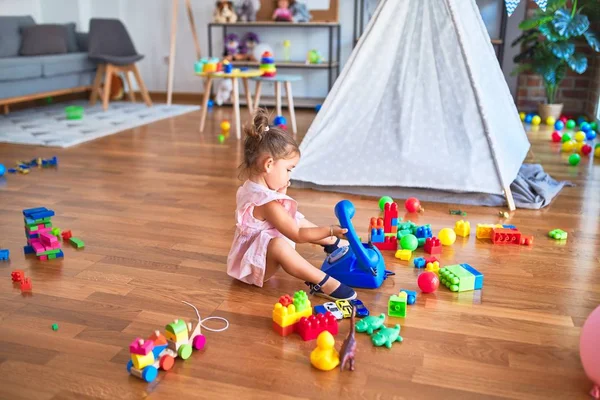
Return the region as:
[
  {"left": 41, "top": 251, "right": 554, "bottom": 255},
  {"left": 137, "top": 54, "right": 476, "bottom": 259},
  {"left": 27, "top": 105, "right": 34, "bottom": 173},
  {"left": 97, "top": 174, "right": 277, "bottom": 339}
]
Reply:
[{"left": 350, "top": 299, "right": 369, "bottom": 318}]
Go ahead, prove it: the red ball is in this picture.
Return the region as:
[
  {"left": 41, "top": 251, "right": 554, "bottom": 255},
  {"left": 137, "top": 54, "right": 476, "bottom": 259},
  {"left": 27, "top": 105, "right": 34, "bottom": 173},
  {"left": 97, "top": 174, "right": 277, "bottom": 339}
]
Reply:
[
  {"left": 559, "top": 116, "right": 568, "bottom": 124},
  {"left": 582, "top": 144, "right": 592, "bottom": 155},
  {"left": 404, "top": 197, "right": 421, "bottom": 213},
  {"left": 551, "top": 131, "right": 562, "bottom": 142},
  {"left": 418, "top": 272, "right": 439, "bottom": 293}
]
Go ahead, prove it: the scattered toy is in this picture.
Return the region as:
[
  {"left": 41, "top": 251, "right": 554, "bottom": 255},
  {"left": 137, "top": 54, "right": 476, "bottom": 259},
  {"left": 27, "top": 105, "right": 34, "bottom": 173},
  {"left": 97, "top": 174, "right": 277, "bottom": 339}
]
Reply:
[
  {"left": 449, "top": 209, "right": 467, "bottom": 216},
  {"left": 400, "top": 289, "right": 417, "bottom": 305},
  {"left": 349, "top": 299, "right": 369, "bottom": 318},
  {"left": 0, "top": 249, "right": 9, "bottom": 261},
  {"left": 498, "top": 211, "right": 509, "bottom": 219},
  {"left": 310, "top": 331, "right": 339, "bottom": 371},
  {"left": 339, "top": 307, "right": 357, "bottom": 371},
  {"left": 371, "top": 324, "right": 403, "bottom": 348},
  {"left": 404, "top": 197, "right": 424, "bottom": 213},
  {"left": 549, "top": 229, "right": 568, "bottom": 240},
  {"left": 454, "top": 220, "right": 471, "bottom": 237},
  {"left": 438, "top": 228, "right": 456, "bottom": 246},
  {"left": 356, "top": 313, "right": 386, "bottom": 335},
  {"left": 335, "top": 300, "right": 353, "bottom": 318},
  {"left": 388, "top": 292, "right": 407, "bottom": 318},
  {"left": 439, "top": 264, "right": 483, "bottom": 292},
  {"left": 417, "top": 271, "right": 439, "bottom": 293},
  {"left": 51, "top": 323, "right": 59, "bottom": 331}
]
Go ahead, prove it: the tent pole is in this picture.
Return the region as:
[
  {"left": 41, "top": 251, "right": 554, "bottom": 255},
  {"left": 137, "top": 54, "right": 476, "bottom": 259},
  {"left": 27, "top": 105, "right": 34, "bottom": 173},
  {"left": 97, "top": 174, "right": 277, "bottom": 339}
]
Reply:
[
  {"left": 166, "top": 0, "right": 179, "bottom": 106},
  {"left": 504, "top": 185, "right": 516, "bottom": 211},
  {"left": 185, "top": 0, "right": 202, "bottom": 60}
]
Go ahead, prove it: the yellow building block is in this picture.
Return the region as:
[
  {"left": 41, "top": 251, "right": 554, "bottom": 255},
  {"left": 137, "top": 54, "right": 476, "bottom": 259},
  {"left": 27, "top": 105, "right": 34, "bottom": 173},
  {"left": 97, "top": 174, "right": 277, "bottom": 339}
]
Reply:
[
  {"left": 425, "top": 261, "right": 440, "bottom": 276},
  {"left": 272, "top": 302, "right": 312, "bottom": 328},
  {"left": 165, "top": 319, "right": 189, "bottom": 343},
  {"left": 454, "top": 220, "right": 471, "bottom": 237},
  {"left": 394, "top": 249, "right": 412, "bottom": 261},
  {"left": 131, "top": 352, "right": 154, "bottom": 370},
  {"left": 476, "top": 224, "right": 502, "bottom": 239}
]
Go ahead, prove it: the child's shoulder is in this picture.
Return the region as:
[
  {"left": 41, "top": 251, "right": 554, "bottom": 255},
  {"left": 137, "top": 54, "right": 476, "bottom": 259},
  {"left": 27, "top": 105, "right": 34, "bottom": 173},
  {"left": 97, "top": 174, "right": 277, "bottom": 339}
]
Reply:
[{"left": 236, "top": 180, "right": 297, "bottom": 208}]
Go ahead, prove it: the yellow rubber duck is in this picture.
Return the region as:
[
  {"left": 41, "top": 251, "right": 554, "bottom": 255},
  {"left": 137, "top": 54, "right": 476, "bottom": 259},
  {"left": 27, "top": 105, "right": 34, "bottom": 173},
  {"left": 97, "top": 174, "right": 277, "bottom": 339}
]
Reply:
[{"left": 310, "top": 331, "right": 339, "bottom": 371}]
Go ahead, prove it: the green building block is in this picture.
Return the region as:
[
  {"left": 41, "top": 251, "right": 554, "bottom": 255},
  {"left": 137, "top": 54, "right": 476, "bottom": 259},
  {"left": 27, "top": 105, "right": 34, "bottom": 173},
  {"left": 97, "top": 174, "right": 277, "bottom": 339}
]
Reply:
[
  {"left": 70, "top": 237, "right": 85, "bottom": 249},
  {"left": 417, "top": 237, "right": 426, "bottom": 247},
  {"left": 439, "top": 265, "right": 475, "bottom": 292},
  {"left": 388, "top": 292, "right": 407, "bottom": 318},
  {"left": 293, "top": 290, "right": 309, "bottom": 312},
  {"left": 51, "top": 227, "right": 61, "bottom": 238},
  {"left": 36, "top": 248, "right": 62, "bottom": 256},
  {"left": 51, "top": 323, "right": 59, "bottom": 331},
  {"left": 548, "top": 229, "right": 567, "bottom": 240}
]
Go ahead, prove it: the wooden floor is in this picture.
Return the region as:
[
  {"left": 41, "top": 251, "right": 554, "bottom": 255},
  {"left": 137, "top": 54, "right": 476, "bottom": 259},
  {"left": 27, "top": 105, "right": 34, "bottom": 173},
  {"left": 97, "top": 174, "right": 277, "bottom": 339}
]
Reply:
[{"left": 0, "top": 105, "right": 598, "bottom": 400}]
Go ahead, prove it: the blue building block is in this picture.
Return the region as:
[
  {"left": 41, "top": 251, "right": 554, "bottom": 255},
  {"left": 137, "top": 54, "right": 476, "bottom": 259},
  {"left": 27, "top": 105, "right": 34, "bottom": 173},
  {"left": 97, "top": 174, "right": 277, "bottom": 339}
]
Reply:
[
  {"left": 8, "top": 168, "right": 17, "bottom": 173},
  {"left": 391, "top": 218, "right": 398, "bottom": 227},
  {"left": 461, "top": 263, "right": 484, "bottom": 290},
  {"left": 23, "top": 207, "right": 48, "bottom": 216},
  {"left": 370, "top": 227, "right": 384, "bottom": 243},
  {"left": 400, "top": 289, "right": 417, "bottom": 305},
  {"left": 0, "top": 249, "right": 9, "bottom": 260},
  {"left": 502, "top": 224, "right": 517, "bottom": 230},
  {"left": 413, "top": 257, "right": 426, "bottom": 268},
  {"left": 415, "top": 225, "right": 432, "bottom": 239},
  {"left": 55, "top": 250, "right": 64, "bottom": 258},
  {"left": 23, "top": 245, "right": 35, "bottom": 254},
  {"left": 314, "top": 305, "right": 327, "bottom": 315}
]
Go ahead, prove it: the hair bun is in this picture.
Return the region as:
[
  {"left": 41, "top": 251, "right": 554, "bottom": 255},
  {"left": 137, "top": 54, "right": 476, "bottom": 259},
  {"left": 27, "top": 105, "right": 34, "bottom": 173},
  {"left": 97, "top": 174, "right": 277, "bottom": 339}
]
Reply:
[{"left": 245, "top": 108, "right": 270, "bottom": 139}]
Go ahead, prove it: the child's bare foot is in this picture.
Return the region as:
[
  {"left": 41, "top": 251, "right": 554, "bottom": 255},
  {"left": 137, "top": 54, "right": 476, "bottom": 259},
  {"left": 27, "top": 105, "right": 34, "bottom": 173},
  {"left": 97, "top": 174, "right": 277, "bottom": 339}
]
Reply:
[{"left": 306, "top": 275, "right": 356, "bottom": 301}]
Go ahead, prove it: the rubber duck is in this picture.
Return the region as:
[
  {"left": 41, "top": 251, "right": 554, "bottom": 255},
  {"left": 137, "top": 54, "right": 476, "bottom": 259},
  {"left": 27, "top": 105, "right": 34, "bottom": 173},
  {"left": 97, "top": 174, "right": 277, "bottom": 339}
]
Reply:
[{"left": 310, "top": 331, "right": 339, "bottom": 371}]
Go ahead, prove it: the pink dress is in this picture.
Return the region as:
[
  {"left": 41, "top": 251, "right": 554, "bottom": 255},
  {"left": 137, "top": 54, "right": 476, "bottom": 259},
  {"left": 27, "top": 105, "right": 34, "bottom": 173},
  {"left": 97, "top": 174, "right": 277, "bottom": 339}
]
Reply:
[{"left": 227, "top": 180, "right": 304, "bottom": 287}]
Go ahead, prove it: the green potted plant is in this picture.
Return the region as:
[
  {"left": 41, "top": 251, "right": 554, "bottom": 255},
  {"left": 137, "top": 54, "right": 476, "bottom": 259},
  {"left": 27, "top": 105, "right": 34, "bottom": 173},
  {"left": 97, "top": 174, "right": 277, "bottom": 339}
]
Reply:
[{"left": 513, "top": 0, "right": 600, "bottom": 120}]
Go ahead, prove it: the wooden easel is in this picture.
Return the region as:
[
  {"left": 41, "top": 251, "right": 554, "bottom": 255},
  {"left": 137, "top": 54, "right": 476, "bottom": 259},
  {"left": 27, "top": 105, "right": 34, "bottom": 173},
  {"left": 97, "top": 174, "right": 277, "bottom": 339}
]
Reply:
[{"left": 166, "top": 0, "right": 202, "bottom": 105}]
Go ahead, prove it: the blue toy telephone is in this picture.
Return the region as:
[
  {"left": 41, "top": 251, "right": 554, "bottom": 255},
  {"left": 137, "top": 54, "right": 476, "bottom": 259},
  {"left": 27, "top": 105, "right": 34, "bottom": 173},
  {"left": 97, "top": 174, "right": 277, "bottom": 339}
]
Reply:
[{"left": 321, "top": 200, "right": 388, "bottom": 289}]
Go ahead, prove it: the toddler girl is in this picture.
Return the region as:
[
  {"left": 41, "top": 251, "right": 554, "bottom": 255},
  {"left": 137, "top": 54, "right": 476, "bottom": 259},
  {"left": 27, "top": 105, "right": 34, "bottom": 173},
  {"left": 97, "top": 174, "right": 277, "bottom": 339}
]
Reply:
[{"left": 227, "top": 109, "right": 357, "bottom": 301}]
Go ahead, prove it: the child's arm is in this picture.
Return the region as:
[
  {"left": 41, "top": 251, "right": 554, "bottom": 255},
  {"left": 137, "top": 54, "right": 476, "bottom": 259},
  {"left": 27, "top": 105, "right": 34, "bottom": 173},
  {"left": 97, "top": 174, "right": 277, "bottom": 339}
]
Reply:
[
  {"left": 299, "top": 218, "right": 345, "bottom": 246},
  {"left": 257, "top": 201, "right": 346, "bottom": 244}
]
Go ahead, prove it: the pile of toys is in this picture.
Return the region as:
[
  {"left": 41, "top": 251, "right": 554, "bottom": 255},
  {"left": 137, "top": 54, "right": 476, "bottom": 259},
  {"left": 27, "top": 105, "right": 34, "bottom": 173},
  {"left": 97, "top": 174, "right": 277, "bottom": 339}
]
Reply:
[
  {"left": 259, "top": 51, "right": 276, "bottom": 77},
  {"left": 23, "top": 207, "right": 84, "bottom": 261},
  {"left": 1, "top": 156, "right": 58, "bottom": 175}
]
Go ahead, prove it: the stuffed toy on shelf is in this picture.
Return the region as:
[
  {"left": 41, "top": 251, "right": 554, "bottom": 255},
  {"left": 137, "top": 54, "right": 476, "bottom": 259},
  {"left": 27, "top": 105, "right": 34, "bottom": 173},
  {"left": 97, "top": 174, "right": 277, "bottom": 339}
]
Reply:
[
  {"left": 214, "top": 0, "right": 238, "bottom": 23},
  {"left": 272, "top": 0, "right": 293, "bottom": 22},
  {"left": 290, "top": 1, "right": 312, "bottom": 22},
  {"left": 238, "top": 32, "right": 260, "bottom": 61},
  {"left": 235, "top": 0, "right": 260, "bottom": 22},
  {"left": 223, "top": 33, "right": 241, "bottom": 60}
]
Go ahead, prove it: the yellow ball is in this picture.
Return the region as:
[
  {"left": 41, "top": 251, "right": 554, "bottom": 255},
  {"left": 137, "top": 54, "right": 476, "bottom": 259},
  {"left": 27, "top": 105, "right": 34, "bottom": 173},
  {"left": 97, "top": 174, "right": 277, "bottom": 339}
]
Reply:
[
  {"left": 220, "top": 121, "right": 231, "bottom": 131},
  {"left": 546, "top": 116, "right": 556, "bottom": 126},
  {"left": 438, "top": 228, "right": 457, "bottom": 246},
  {"left": 576, "top": 142, "right": 585, "bottom": 153},
  {"left": 574, "top": 131, "right": 586, "bottom": 142},
  {"left": 519, "top": 112, "right": 526, "bottom": 121},
  {"left": 595, "top": 147, "right": 600, "bottom": 157},
  {"left": 531, "top": 115, "right": 542, "bottom": 126},
  {"left": 561, "top": 141, "right": 575, "bottom": 152}
]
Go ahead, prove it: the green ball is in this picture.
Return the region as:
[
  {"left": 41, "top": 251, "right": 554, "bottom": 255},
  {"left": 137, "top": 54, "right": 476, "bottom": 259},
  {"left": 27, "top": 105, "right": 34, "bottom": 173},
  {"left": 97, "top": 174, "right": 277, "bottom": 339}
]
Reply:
[
  {"left": 400, "top": 234, "right": 418, "bottom": 251},
  {"left": 561, "top": 133, "right": 572, "bottom": 143},
  {"left": 218, "top": 134, "right": 225, "bottom": 143},
  {"left": 378, "top": 196, "right": 393, "bottom": 211},
  {"left": 51, "top": 323, "right": 58, "bottom": 331},
  {"left": 568, "top": 153, "right": 581, "bottom": 166},
  {"left": 566, "top": 120, "right": 576, "bottom": 129},
  {"left": 590, "top": 122, "right": 598, "bottom": 130}
]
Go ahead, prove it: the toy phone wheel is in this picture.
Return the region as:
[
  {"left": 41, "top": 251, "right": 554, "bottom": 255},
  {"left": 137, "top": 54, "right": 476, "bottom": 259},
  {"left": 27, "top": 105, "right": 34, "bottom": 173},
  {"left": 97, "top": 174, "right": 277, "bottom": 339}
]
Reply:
[
  {"left": 192, "top": 334, "right": 206, "bottom": 350},
  {"left": 141, "top": 365, "right": 158, "bottom": 383},
  {"left": 126, "top": 360, "right": 133, "bottom": 373},
  {"left": 159, "top": 354, "right": 175, "bottom": 371},
  {"left": 178, "top": 344, "right": 193, "bottom": 360}
]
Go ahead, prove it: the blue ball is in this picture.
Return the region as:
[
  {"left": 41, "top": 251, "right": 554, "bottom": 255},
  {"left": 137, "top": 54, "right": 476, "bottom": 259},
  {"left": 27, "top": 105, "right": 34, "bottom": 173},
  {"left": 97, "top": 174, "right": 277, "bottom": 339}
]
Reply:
[
  {"left": 273, "top": 115, "right": 287, "bottom": 126},
  {"left": 581, "top": 122, "right": 591, "bottom": 132},
  {"left": 554, "top": 120, "right": 565, "bottom": 130},
  {"left": 315, "top": 104, "right": 322, "bottom": 112},
  {"left": 207, "top": 99, "right": 214, "bottom": 108},
  {"left": 524, "top": 114, "right": 533, "bottom": 123},
  {"left": 586, "top": 130, "right": 597, "bottom": 140},
  {"left": 0, "top": 163, "right": 5, "bottom": 177},
  {"left": 577, "top": 117, "right": 587, "bottom": 126}
]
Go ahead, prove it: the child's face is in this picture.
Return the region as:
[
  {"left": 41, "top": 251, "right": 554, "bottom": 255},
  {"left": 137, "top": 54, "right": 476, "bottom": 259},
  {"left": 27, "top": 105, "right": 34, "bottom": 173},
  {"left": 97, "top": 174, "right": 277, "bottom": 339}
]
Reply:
[
  {"left": 278, "top": 0, "right": 289, "bottom": 9},
  {"left": 264, "top": 151, "right": 299, "bottom": 191}
]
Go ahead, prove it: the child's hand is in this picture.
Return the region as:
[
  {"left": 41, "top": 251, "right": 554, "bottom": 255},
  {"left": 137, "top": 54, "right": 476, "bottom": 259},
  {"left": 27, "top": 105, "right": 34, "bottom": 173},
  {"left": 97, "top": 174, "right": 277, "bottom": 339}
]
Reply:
[{"left": 331, "top": 225, "right": 348, "bottom": 240}]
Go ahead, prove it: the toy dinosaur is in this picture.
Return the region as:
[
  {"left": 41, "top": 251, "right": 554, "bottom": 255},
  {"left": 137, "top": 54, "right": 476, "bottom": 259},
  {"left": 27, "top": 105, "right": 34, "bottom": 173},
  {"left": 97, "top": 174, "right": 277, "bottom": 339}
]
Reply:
[
  {"left": 339, "top": 307, "right": 356, "bottom": 371},
  {"left": 355, "top": 313, "right": 385, "bottom": 335},
  {"left": 371, "top": 324, "right": 403, "bottom": 349}
]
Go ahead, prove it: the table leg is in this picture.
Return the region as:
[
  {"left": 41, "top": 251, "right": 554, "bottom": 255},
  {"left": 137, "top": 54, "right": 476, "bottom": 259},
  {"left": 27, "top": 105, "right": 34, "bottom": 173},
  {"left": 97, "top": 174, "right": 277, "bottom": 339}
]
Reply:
[
  {"left": 275, "top": 81, "right": 282, "bottom": 116},
  {"left": 199, "top": 76, "right": 213, "bottom": 132},
  {"left": 253, "top": 81, "right": 262, "bottom": 109},
  {"left": 284, "top": 81, "right": 297, "bottom": 134},
  {"left": 242, "top": 78, "right": 253, "bottom": 115},
  {"left": 232, "top": 78, "right": 242, "bottom": 139}
]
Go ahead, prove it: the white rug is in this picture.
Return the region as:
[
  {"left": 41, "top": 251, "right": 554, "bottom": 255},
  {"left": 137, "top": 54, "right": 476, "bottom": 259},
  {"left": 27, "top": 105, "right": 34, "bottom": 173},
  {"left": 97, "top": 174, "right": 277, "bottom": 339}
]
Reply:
[{"left": 0, "top": 101, "right": 199, "bottom": 148}]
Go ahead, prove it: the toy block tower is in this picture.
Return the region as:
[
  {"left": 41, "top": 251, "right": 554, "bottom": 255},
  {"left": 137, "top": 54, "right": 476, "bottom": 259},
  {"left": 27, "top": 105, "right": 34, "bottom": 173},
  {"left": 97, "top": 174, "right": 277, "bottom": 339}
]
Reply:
[
  {"left": 129, "top": 338, "right": 155, "bottom": 370},
  {"left": 454, "top": 220, "right": 471, "bottom": 237},
  {"left": 272, "top": 290, "right": 312, "bottom": 336},
  {"left": 22, "top": 207, "right": 64, "bottom": 261},
  {"left": 369, "top": 204, "right": 401, "bottom": 250},
  {"left": 383, "top": 203, "right": 399, "bottom": 236},
  {"left": 369, "top": 217, "right": 384, "bottom": 243}
]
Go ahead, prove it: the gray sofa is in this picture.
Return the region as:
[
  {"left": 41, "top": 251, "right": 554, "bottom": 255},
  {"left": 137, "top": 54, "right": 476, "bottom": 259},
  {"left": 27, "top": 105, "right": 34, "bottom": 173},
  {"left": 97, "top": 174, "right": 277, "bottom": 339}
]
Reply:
[{"left": 0, "top": 16, "right": 97, "bottom": 111}]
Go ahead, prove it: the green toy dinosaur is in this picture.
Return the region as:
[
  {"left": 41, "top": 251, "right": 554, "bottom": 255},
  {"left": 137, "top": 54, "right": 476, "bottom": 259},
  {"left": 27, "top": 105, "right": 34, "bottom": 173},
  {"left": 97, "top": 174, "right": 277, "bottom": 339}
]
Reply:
[
  {"left": 371, "top": 324, "right": 403, "bottom": 348},
  {"left": 355, "top": 313, "right": 385, "bottom": 335}
]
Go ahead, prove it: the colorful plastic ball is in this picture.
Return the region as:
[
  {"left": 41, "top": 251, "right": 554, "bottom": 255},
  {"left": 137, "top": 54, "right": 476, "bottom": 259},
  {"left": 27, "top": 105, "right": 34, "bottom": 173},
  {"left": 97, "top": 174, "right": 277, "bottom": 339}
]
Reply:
[
  {"left": 400, "top": 234, "right": 419, "bottom": 251},
  {"left": 207, "top": 99, "right": 214, "bottom": 108},
  {"left": 218, "top": 134, "right": 225, "bottom": 143},
  {"left": 315, "top": 104, "right": 322, "bottom": 112},
  {"left": 220, "top": 121, "right": 231, "bottom": 131},
  {"left": 531, "top": 115, "right": 541, "bottom": 126},
  {"left": 596, "top": 144, "right": 600, "bottom": 157},
  {"left": 582, "top": 144, "right": 593, "bottom": 156},
  {"left": 559, "top": 116, "right": 568, "bottom": 124},
  {"left": 575, "top": 142, "right": 585, "bottom": 153},
  {"left": 545, "top": 116, "right": 556, "bottom": 126},
  {"left": 581, "top": 122, "right": 591, "bottom": 132},
  {"left": 0, "top": 163, "right": 5, "bottom": 177},
  {"left": 273, "top": 115, "right": 287, "bottom": 126},
  {"left": 378, "top": 196, "right": 393, "bottom": 211},
  {"left": 575, "top": 131, "right": 586, "bottom": 142},
  {"left": 404, "top": 197, "right": 422, "bottom": 213},
  {"left": 586, "top": 130, "right": 597, "bottom": 140},
  {"left": 418, "top": 272, "right": 439, "bottom": 294},
  {"left": 568, "top": 153, "right": 581, "bottom": 166},
  {"left": 554, "top": 120, "right": 565, "bottom": 130},
  {"left": 580, "top": 306, "right": 600, "bottom": 396},
  {"left": 590, "top": 121, "right": 598, "bottom": 130},
  {"left": 524, "top": 114, "right": 533, "bottom": 124},
  {"left": 551, "top": 131, "right": 562, "bottom": 142},
  {"left": 561, "top": 141, "right": 575, "bottom": 152},
  {"left": 577, "top": 116, "right": 587, "bottom": 126},
  {"left": 438, "top": 228, "right": 457, "bottom": 246},
  {"left": 519, "top": 112, "right": 526, "bottom": 121},
  {"left": 561, "top": 133, "right": 572, "bottom": 143},
  {"left": 566, "top": 119, "right": 576, "bottom": 129}
]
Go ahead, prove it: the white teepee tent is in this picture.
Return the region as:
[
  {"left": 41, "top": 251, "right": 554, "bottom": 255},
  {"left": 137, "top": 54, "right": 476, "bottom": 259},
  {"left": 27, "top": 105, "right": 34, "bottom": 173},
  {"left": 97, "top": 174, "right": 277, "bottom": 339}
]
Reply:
[{"left": 291, "top": 0, "right": 531, "bottom": 210}]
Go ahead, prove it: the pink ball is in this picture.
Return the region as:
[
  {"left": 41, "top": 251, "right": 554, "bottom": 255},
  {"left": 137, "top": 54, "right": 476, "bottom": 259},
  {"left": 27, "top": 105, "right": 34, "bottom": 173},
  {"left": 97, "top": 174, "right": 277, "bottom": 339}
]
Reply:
[
  {"left": 581, "top": 306, "right": 600, "bottom": 395},
  {"left": 582, "top": 144, "right": 592, "bottom": 156},
  {"left": 418, "top": 272, "right": 439, "bottom": 293}
]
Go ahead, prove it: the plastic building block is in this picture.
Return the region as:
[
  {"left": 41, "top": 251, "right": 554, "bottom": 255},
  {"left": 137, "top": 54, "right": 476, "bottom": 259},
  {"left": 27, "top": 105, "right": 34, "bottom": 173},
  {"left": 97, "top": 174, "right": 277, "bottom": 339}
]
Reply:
[
  {"left": 388, "top": 292, "right": 407, "bottom": 318},
  {"left": 476, "top": 224, "right": 503, "bottom": 239},
  {"left": 297, "top": 312, "right": 338, "bottom": 341},
  {"left": 61, "top": 230, "right": 72, "bottom": 241},
  {"left": 293, "top": 290, "right": 310, "bottom": 312},
  {"left": 439, "top": 265, "right": 475, "bottom": 292},
  {"left": 370, "top": 227, "right": 384, "bottom": 243},
  {"left": 39, "top": 255, "right": 48, "bottom": 261},
  {"left": 279, "top": 294, "right": 293, "bottom": 306},
  {"left": 400, "top": 289, "right": 417, "bottom": 305},
  {"left": 0, "top": 249, "right": 9, "bottom": 260},
  {"left": 131, "top": 352, "right": 155, "bottom": 370},
  {"left": 424, "top": 237, "right": 442, "bottom": 255},
  {"left": 383, "top": 202, "right": 399, "bottom": 233},
  {"left": 130, "top": 338, "right": 154, "bottom": 355},
  {"left": 350, "top": 299, "right": 369, "bottom": 318},
  {"left": 454, "top": 220, "right": 471, "bottom": 237},
  {"left": 273, "top": 302, "right": 311, "bottom": 328},
  {"left": 425, "top": 261, "right": 440, "bottom": 275},
  {"left": 394, "top": 249, "right": 412, "bottom": 260},
  {"left": 502, "top": 224, "right": 517, "bottom": 230},
  {"left": 549, "top": 229, "right": 567, "bottom": 240},
  {"left": 373, "top": 236, "right": 397, "bottom": 251},
  {"left": 314, "top": 305, "right": 327, "bottom": 315},
  {"left": 335, "top": 300, "right": 353, "bottom": 318},
  {"left": 460, "top": 263, "right": 483, "bottom": 290},
  {"left": 272, "top": 321, "right": 295, "bottom": 336},
  {"left": 20, "top": 277, "right": 32, "bottom": 291},
  {"left": 356, "top": 313, "right": 386, "bottom": 335},
  {"left": 323, "top": 302, "right": 343, "bottom": 320},
  {"left": 371, "top": 324, "right": 403, "bottom": 348},
  {"left": 520, "top": 235, "right": 534, "bottom": 246},
  {"left": 369, "top": 217, "right": 384, "bottom": 231},
  {"left": 11, "top": 270, "right": 25, "bottom": 282},
  {"left": 425, "top": 256, "right": 438, "bottom": 264},
  {"left": 310, "top": 331, "right": 340, "bottom": 371},
  {"left": 51, "top": 323, "right": 59, "bottom": 331},
  {"left": 417, "top": 238, "right": 426, "bottom": 247},
  {"left": 413, "top": 257, "right": 426, "bottom": 268},
  {"left": 491, "top": 228, "right": 522, "bottom": 245},
  {"left": 415, "top": 225, "right": 433, "bottom": 239},
  {"left": 69, "top": 237, "right": 85, "bottom": 249},
  {"left": 51, "top": 227, "right": 61, "bottom": 238},
  {"left": 391, "top": 218, "right": 398, "bottom": 227}
]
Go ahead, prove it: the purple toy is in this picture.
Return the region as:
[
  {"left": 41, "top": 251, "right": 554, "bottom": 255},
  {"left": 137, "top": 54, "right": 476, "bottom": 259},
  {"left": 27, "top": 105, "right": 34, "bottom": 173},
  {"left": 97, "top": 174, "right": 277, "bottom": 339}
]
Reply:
[
  {"left": 224, "top": 33, "right": 240, "bottom": 60},
  {"left": 239, "top": 32, "right": 260, "bottom": 61},
  {"left": 339, "top": 307, "right": 357, "bottom": 371}
]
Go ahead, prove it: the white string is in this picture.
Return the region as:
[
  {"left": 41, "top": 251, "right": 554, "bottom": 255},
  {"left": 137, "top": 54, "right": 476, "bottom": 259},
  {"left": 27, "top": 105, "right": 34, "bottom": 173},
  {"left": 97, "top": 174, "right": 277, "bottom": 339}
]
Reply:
[{"left": 181, "top": 301, "right": 230, "bottom": 333}]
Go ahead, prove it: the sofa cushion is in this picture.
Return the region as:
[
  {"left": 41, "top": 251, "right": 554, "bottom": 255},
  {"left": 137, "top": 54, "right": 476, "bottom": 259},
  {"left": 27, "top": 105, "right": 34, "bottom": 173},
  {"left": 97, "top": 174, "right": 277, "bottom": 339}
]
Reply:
[
  {"left": 63, "top": 23, "right": 79, "bottom": 53},
  {"left": 76, "top": 32, "right": 89, "bottom": 52},
  {"left": 41, "top": 53, "right": 96, "bottom": 77},
  {"left": 0, "top": 16, "right": 36, "bottom": 58},
  {"left": 20, "top": 25, "right": 68, "bottom": 56},
  {"left": 0, "top": 56, "right": 42, "bottom": 82}
]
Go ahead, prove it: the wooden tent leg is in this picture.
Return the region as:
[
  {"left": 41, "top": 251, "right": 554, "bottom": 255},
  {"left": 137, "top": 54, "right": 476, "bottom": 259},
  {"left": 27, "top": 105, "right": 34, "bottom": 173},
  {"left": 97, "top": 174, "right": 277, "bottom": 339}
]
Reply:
[
  {"left": 185, "top": 0, "right": 201, "bottom": 60},
  {"left": 504, "top": 185, "right": 516, "bottom": 211},
  {"left": 167, "top": 0, "right": 179, "bottom": 106}
]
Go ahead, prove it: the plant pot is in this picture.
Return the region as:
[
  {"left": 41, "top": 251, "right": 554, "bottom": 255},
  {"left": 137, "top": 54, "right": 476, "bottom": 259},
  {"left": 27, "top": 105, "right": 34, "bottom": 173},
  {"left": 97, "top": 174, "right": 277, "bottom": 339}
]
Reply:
[{"left": 538, "top": 103, "right": 563, "bottom": 121}]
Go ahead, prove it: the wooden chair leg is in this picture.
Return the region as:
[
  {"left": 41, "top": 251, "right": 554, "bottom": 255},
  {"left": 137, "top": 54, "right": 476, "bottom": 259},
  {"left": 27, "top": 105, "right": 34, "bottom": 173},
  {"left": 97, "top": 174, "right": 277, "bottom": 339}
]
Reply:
[
  {"left": 199, "top": 76, "right": 213, "bottom": 132},
  {"left": 90, "top": 64, "right": 105, "bottom": 106},
  {"left": 242, "top": 78, "right": 253, "bottom": 115},
  {"left": 253, "top": 81, "right": 262, "bottom": 109},
  {"left": 132, "top": 64, "right": 152, "bottom": 107},
  {"left": 125, "top": 71, "right": 136, "bottom": 102},
  {"left": 2, "top": 104, "right": 9, "bottom": 115},
  {"left": 284, "top": 81, "right": 297, "bottom": 134},
  {"left": 275, "top": 81, "right": 282, "bottom": 116},
  {"left": 102, "top": 64, "right": 114, "bottom": 111}
]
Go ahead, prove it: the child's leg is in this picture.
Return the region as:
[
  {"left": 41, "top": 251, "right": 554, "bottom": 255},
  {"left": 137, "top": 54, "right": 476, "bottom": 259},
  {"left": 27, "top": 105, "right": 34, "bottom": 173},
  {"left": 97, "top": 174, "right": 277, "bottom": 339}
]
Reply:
[
  {"left": 264, "top": 237, "right": 341, "bottom": 294},
  {"left": 299, "top": 218, "right": 348, "bottom": 247}
]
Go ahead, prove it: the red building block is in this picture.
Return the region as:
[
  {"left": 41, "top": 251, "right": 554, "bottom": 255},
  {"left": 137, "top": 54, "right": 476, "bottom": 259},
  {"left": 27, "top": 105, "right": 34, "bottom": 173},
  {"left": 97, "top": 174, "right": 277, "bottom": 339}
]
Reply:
[
  {"left": 272, "top": 321, "right": 296, "bottom": 336},
  {"left": 369, "top": 217, "right": 384, "bottom": 230},
  {"left": 383, "top": 202, "right": 399, "bottom": 233},
  {"left": 296, "top": 312, "right": 338, "bottom": 341},
  {"left": 424, "top": 256, "right": 439, "bottom": 264},
  {"left": 520, "top": 235, "right": 534, "bottom": 246},
  {"left": 61, "top": 230, "right": 72, "bottom": 241},
  {"left": 11, "top": 270, "right": 25, "bottom": 283},
  {"left": 20, "top": 277, "right": 32, "bottom": 291},
  {"left": 374, "top": 236, "right": 398, "bottom": 251},
  {"left": 424, "top": 237, "right": 442, "bottom": 255},
  {"left": 279, "top": 294, "right": 293, "bottom": 306},
  {"left": 491, "top": 228, "right": 522, "bottom": 245},
  {"left": 129, "top": 338, "right": 154, "bottom": 355}
]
